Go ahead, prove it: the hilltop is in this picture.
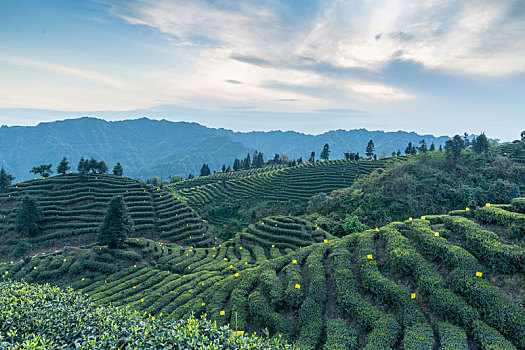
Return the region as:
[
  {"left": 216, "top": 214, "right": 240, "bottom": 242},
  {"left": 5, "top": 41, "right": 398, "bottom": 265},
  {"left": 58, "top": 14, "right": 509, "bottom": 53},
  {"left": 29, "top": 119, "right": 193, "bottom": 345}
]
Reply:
[{"left": 0, "top": 117, "right": 449, "bottom": 181}]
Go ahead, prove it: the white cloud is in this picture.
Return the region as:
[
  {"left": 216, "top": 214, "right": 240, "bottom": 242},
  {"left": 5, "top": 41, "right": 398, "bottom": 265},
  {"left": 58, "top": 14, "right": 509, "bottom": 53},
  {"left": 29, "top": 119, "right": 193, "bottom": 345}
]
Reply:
[{"left": 298, "top": 0, "right": 525, "bottom": 76}]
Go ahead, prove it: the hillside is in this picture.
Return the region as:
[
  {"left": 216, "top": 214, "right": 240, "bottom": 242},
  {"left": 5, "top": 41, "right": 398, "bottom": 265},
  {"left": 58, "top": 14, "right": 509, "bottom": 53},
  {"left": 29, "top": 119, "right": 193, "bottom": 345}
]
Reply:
[
  {"left": 3, "top": 199, "right": 525, "bottom": 349},
  {"left": 0, "top": 117, "right": 448, "bottom": 181},
  {"left": 171, "top": 158, "right": 399, "bottom": 207},
  {"left": 0, "top": 173, "right": 215, "bottom": 260}
]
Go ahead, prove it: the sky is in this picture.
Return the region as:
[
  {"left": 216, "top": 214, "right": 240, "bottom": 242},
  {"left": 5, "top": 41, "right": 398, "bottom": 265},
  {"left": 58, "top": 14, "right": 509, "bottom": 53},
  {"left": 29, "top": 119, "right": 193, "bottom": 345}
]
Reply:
[{"left": 0, "top": 0, "right": 524, "bottom": 141}]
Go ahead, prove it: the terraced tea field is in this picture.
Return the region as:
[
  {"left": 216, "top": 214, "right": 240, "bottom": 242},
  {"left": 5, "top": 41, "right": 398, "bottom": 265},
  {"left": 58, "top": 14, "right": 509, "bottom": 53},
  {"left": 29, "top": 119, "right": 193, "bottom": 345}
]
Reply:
[
  {"left": 170, "top": 158, "right": 400, "bottom": 208},
  {"left": 3, "top": 198, "right": 525, "bottom": 349},
  {"left": 0, "top": 173, "right": 215, "bottom": 258}
]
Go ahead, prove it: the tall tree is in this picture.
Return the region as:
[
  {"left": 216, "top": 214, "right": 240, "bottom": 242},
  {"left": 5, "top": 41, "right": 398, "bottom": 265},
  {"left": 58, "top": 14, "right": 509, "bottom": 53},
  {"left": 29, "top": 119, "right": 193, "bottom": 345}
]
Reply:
[
  {"left": 199, "top": 163, "right": 211, "bottom": 177},
  {"left": 233, "top": 158, "right": 241, "bottom": 171},
  {"left": 521, "top": 131, "right": 525, "bottom": 141},
  {"left": 113, "top": 162, "right": 123, "bottom": 176},
  {"left": 57, "top": 157, "right": 70, "bottom": 175},
  {"left": 88, "top": 158, "right": 98, "bottom": 173},
  {"left": 244, "top": 153, "right": 251, "bottom": 169},
  {"left": 418, "top": 140, "right": 428, "bottom": 153},
  {"left": 320, "top": 143, "right": 330, "bottom": 161},
  {"left": 297, "top": 157, "right": 303, "bottom": 164},
  {"left": 429, "top": 143, "right": 436, "bottom": 152},
  {"left": 15, "top": 196, "right": 43, "bottom": 237},
  {"left": 0, "top": 167, "right": 15, "bottom": 190},
  {"left": 309, "top": 151, "right": 315, "bottom": 163},
  {"left": 30, "top": 164, "right": 53, "bottom": 178},
  {"left": 222, "top": 164, "right": 226, "bottom": 172},
  {"left": 365, "top": 140, "right": 375, "bottom": 159},
  {"left": 272, "top": 153, "right": 281, "bottom": 164},
  {"left": 98, "top": 196, "right": 133, "bottom": 248},
  {"left": 472, "top": 133, "right": 489, "bottom": 154},
  {"left": 77, "top": 157, "right": 89, "bottom": 174},
  {"left": 251, "top": 151, "right": 259, "bottom": 167},
  {"left": 444, "top": 135, "right": 466, "bottom": 158}
]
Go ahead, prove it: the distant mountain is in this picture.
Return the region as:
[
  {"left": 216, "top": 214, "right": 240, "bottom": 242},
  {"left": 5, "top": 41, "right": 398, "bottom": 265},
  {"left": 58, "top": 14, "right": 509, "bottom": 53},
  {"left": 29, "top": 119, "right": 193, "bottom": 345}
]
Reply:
[{"left": 0, "top": 117, "right": 449, "bottom": 181}]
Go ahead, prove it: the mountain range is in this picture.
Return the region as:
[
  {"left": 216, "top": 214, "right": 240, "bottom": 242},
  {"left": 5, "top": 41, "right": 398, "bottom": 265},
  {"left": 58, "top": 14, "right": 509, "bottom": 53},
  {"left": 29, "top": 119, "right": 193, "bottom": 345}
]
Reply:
[{"left": 0, "top": 117, "right": 450, "bottom": 181}]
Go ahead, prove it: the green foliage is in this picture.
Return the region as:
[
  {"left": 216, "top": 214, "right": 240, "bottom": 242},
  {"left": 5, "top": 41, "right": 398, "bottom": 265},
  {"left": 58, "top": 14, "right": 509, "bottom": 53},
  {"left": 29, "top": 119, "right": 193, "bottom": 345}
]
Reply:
[
  {"left": 343, "top": 215, "right": 369, "bottom": 234},
  {"left": 30, "top": 164, "right": 53, "bottom": 178},
  {"left": 112, "top": 162, "right": 123, "bottom": 176},
  {"left": 0, "top": 167, "right": 15, "bottom": 190},
  {"left": 56, "top": 157, "right": 70, "bottom": 175},
  {"left": 323, "top": 320, "right": 358, "bottom": 350},
  {"left": 0, "top": 280, "right": 293, "bottom": 349},
  {"left": 366, "top": 140, "right": 375, "bottom": 159},
  {"left": 15, "top": 196, "right": 43, "bottom": 237},
  {"left": 311, "top": 150, "right": 525, "bottom": 226},
  {"left": 320, "top": 143, "right": 330, "bottom": 161},
  {"left": 98, "top": 196, "right": 133, "bottom": 248},
  {"left": 436, "top": 322, "right": 469, "bottom": 350}
]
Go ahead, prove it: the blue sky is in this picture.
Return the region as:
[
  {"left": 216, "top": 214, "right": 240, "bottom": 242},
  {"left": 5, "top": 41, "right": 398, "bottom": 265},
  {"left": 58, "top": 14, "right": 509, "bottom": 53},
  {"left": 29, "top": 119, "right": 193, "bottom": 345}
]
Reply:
[{"left": 0, "top": 0, "right": 524, "bottom": 141}]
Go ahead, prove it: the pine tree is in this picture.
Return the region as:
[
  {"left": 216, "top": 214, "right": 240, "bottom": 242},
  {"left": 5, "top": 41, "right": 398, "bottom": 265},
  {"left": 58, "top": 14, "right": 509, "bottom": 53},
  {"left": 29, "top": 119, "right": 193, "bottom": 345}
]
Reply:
[
  {"left": 396, "top": 150, "right": 401, "bottom": 156},
  {"left": 429, "top": 143, "right": 436, "bottom": 152},
  {"left": 439, "top": 145, "right": 443, "bottom": 152},
  {"left": 355, "top": 153, "right": 360, "bottom": 160},
  {"left": 0, "top": 167, "right": 15, "bottom": 190},
  {"left": 187, "top": 174, "right": 194, "bottom": 179},
  {"left": 77, "top": 157, "right": 88, "bottom": 174},
  {"left": 244, "top": 153, "right": 251, "bottom": 169},
  {"left": 15, "top": 196, "right": 43, "bottom": 237},
  {"left": 98, "top": 196, "right": 133, "bottom": 248},
  {"left": 233, "top": 159, "right": 241, "bottom": 171},
  {"left": 273, "top": 153, "right": 280, "bottom": 164},
  {"left": 113, "top": 162, "right": 123, "bottom": 176},
  {"left": 200, "top": 163, "right": 211, "bottom": 177},
  {"left": 89, "top": 158, "right": 98, "bottom": 173},
  {"left": 309, "top": 151, "right": 315, "bottom": 163},
  {"left": 418, "top": 140, "right": 427, "bottom": 153},
  {"left": 222, "top": 164, "right": 226, "bottom": 172},
  {"left": 30, "top": 164, "right": 53, "bottom": 177},
  {"left": 297, "top": 157, "right": 303, "bottom": 164},
  {"left": 365, "top": 140, "right": 375, "bottom": 159},
  {"left": 320, "top": 144, "right": 330, "bottom": 161},
  {"left": 444, "top": 135, "right": 466, "bottom": 158},
  {"left": 57, "top": 157, "right": 70, "bottom": 175},
  {"left": 251, "top": 151, "right": 259, "bottom": 167}
]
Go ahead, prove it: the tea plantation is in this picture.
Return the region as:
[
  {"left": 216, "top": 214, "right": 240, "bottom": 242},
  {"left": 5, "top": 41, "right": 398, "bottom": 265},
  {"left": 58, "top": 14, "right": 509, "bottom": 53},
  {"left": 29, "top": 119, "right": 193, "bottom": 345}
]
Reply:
[
  {"left": 3, "top": 198, "right": 525, "bottom": 349},
  {"left": 170, "top": 158, "right": 400, "bottom": 207},
  {"left": 0, "top": 173, "right": 215, "bottom": 259}
]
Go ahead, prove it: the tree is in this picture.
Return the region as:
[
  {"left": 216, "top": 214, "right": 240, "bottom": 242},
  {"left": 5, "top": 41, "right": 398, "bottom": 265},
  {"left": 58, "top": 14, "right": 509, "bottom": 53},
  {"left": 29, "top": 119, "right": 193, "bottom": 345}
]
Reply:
[
  {"left": 521, "top": 131, "right": 525, "bottom": 141},
  {"left": 396, "top": 150, "right": 401, "bottom": 156},
  {"left": 365, "top": 140, "right": 375, "bottom": 159},
  {"left": 233, "top": 159, "right": 241, "bottom": 171},
  {"left": 200, "top": 163, "right": 211, "bottom": 177},
  {"left": 297, "top": 157, "right": 303, "bottom": 164},
  {"left": 0, "top": 167, "right": 15, "bottom": 190},
  {"left": 251, "top": 151, "right": 259, "bottom": 167},
  {"left": 309, "top": 151, "right": 315, "bottom": 163},
  {"left": 89, "top": 158, "right": 98, "bottom": 173},
  {"left": 320, "top": 144, "right": 330, "bottom": 161},
  {"left": 187, "top": 173, "right": 194, "bottom": 179},
  {"left": 273, "top": 153, "right": 281, "bottom": 164},
  {"left": 169, "top": 175, "right": 183, "bottom": 183},
  {"left": 98, "top": 196, "right": 133, "bottom": 248},
  {"left": 444, "top": 134, "right": 466, "bottom": 158},
  {"left": 77, "top": 157, "right": 89, "bottom": 174},
  {"left": 463, "top": 132, "right": 470, "bottom": 146},
  {"left": 252, "top": 152, "right": 264, "bottom": 168},
  {"left": 30, "top": 164, "right": 53, "bottom": 178},
  {"left": 57, "top": 157, "right": 70, "bottom": 175},
  {"left": 418, "top": 140, "right": 427, "bottom": 153},
  {"left": 244, "top": 153, "right": 251, "bottom": 169},
  {"left": 12, "top": 238, "right": 31, "bottom": 258},
  {"left": 438, "top": 145, "right": 443, "bottom": 152},
  {"left": 113, "top": 162, "right": 123, "bottom": 176},
  {"left": 222, "top": 164, "right": 226, "bottom": 172},
  {"left": 343, "top": 215, "right": 369, "bottom": 234},
  {"left": 472, "top": 132, "right": 489, "bottom": 154},
  {"left": 97, "top": 161, "right": 108, "bottom": 174},
  {"left": 15, "top": 196, "right": 43, "bottom": 237},
  {"left": 429, "top": 143, "right": 436, "bottom": 152}
]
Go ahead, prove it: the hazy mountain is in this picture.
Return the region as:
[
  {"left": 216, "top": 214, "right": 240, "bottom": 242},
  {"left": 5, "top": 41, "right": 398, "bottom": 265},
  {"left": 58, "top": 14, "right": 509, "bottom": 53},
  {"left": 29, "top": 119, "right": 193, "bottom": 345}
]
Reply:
[{"left": 0, "top": 117, "right": 449, "bottom": 181}]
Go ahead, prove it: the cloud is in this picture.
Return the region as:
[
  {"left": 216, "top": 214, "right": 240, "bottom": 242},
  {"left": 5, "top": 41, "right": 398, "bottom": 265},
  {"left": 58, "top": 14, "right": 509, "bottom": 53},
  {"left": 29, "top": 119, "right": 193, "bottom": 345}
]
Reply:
[{"left": 298, "top": 0, "right": 525, "bottom": 76}]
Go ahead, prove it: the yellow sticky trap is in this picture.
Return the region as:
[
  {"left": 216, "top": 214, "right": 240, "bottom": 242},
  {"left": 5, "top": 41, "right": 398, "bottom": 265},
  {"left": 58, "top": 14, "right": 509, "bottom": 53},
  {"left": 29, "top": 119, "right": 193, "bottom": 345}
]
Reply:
[
  {"left": 188, "top": 266, "right": 191, "bottom": 270},
  {"left": 316, "top": 227, "right": 320, "bottom": 230},
  {"left": 239, "top": 247, "right": 242, "bottom": 250},
  {"left": 476, "top": 271, "right": 483, "bottom": 277},
  {"left": 466, "top": 207, "right": 470, "bottom": 211},
  {"left": 140, "top": 299, "right": 144, "bottom": 303},
  {"left": 272, "top": 245, "right": 275, "bottom": 248},
  {"left": 202, "top": 282, "right": 204, "bottom": 286},
  {"left": 234, "top": 273, "right": 239, "bottom": 277},
  {"left": 34, "top": 266, "right": 37, "bottom": 270},
  {"left": 136, "top": 238, "right": 139, "bottom": 241},
  {"left": 367, "top": 254, "right": 373, "bottom": 260},
  {"left": 63, "top": 259, "right": 67, "bottom": 262},
  {"left": 134, "top": 265, "right": 136, "bottom": 268},
  {"left": 4, "top": 271, "right": 7, "bottom": 275},
  {"left": 220, "top": 310, "right": 225, "bottom": 316},
  {"left": 82, "top": 278, "right": 85, "bottom": 281},
  {"left": 230, "top": 265, "right": 233, "bottom": 268},
  {"left": 202, "top": 302, "right": 206, "bottom": 306},
  {"left": 224, "top": 258, "right": 228, "bottom": 261},
  {"left": 245, "top": 262, "right": 248, "bottom": 265},
  {"left": 295, "top": 284, "right": 301, "bottom": 289},
  {"left": 411, "top": 293, "right": 416, "bottom": 299},
  {"left": 324, "top": 239, "right": 328, "bottom": 243},
  {"left": 421, "top": 216, "right": 426, "bottom": 220},
  {"left": 233, "top": 331, "right": 245, "bottom": 336},
  {"left": 375, "top": 228, "right": 379, "bottom": 232},
  {"left": 409, "top": 217, "right": 413, "bottom": 221},
  {"left": 132, "top": 286, "right": 136, "bottom": 289},
  {"left": 261, "top": 222, "right": 264, "bottom": 225},
  {"left": 292, "top": 259, "right": 297, "bottom": 264},
  {"left": 486, "top": 203, "right": 491, "bottom": 207},
  {"left": 434, "top": 232, "right": 440, "bottom": 237}
]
